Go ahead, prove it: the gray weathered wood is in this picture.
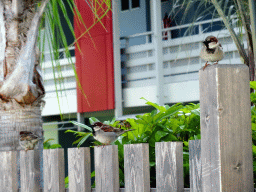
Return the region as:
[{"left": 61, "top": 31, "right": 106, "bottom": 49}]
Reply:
[
  {"left": 20, "top": 150, "right": 40, "bottom": 192},
  {"left": 94, "top": 145, "right": 119, "bottom": 192},
  {"left": 43, "top": 148, "right": 65, "bottom": 192},
  {"left": 155, "top": 142, "right": 184, "bottom": 192},
  {"left": 124, "top": 143, "right": 150, "bottom": 192},
  {"left": 89, "top": 188, "right": 191, "bottom": 192},
  {"left": 189, "top": 140, "right": 201, "bottom": 192},
  {"left": 68, "top": 147, "right": 91, "bottom": 192},
  {"left": 0, "top": 151, "right": 18, "bottom": 191},
  {"left": 199, "top": 64, "right": 253, "bottom": 191}
]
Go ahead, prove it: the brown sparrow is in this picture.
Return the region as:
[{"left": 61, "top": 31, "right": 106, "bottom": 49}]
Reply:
[
  {"left": 92, "top": 122, "right": 134, "bottom": 145},
  {"left": 19, "top": 131, "right": 40, "bottom": 151},
  {"left": 200, "top": 36, "right": 224, "bottom": 70}
]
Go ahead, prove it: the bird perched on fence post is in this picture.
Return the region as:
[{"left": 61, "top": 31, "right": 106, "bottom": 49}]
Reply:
[
  {"left": 19, "top": 131, "right": 41, "bottom": 151},
  {"left": 92, "top": 122, "right": 134, "bottom": 145},
  {"left": 200, "top": 36, "right": 224, "bottom": 70}
]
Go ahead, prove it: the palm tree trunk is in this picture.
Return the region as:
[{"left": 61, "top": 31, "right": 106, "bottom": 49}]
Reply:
[
  {"left": 0, "top": 106, "right": 44, "bottom": 187},
  {"left": 0, "top": 0, "right": 47, "bottom": 146},
  {"left": 0, "top": 0, "right": 48, "bottom": 188},
  {"left": 0, "top": 106, "right": 43, "bottom": 151}
]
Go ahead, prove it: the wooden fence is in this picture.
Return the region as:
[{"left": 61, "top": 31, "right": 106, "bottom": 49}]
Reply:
[
  {"left": 0, "top": 64, "right": 254, "bottom": 192},
  {"left": 0, "top": 142, "right": 201, "bottom": 192}
]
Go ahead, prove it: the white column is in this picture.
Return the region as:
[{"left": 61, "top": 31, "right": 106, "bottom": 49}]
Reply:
[
  {"left": 76, "top": 112, "right": 84, "bottom": 131},
  {"left": 112, "top": 0, "right": 123, "bottom": 118},
  {"left": 151, "top": 0, "right": 164, "bottom": 106}
]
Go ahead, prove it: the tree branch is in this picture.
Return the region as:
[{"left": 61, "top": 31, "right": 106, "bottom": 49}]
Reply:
[{"left": 211, "top": 0, "right": 249, "bottom": 66}]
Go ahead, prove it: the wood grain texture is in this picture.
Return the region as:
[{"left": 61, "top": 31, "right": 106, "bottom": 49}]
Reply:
[
  {"left": 20, "top": 150, "right": 40, "bottom": 192},
  {"left": 94, "top": 145, "right": 119, "bottom": 192},
  {"left": 89, "top": 188, "right": 191, "bottom": 192},
  {"left": 199, "top": 64, "right": 253, "bottom": 192},
  {"left": 68, "top": 147, "right": 91, "bottom": 192},
  {"left": 43, "top": 148, "right": 65, "bottom": 192},
  {"left": 124, "top": 143, "right": 150, "bottom": 192},
  {"left": 155, "top": 142, "right": 183, "bottom": 192},
  {"left": 0, "top": 151, "right": 18, "bottom": 191},
  {"left": 189, "top": 140, "right": 201, "bottom": 192}
]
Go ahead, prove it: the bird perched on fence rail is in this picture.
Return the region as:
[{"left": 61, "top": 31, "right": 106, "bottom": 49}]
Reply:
[
  {"left": 19, "top": 131, "right": 40, "bottom": 151},
  {"left": 92, "top": 122, "right": 134, "bottom": 145},
  {"left": 200, "top": 36, "right": 224, "bottom": 70}
]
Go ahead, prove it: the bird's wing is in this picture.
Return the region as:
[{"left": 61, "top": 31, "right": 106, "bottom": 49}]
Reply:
[{"left": 100, "top": 125, "right": 121, "bottom": 133}]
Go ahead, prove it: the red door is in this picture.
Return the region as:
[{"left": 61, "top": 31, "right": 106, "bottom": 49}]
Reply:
[{"left": 74, "top": 0, "right": 114, "bottom": 113}]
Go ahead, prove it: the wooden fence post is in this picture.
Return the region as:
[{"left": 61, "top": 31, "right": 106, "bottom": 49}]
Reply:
[
  {"left": 94, "top": 145, "right": 119, "bottom": 192},
  {"left": 155, "top": 142, "right": 183, "bottom": 192},
  {"left": 189, "top": 140, "right": 201, "bottom": 192},
  {"left": 0, "top": 151, "right": 18, "bottom": 191},
  {"left": 43, "top": 148, "right": 65, "bottom": 191},
  {"left": 68, "top": 147, "right": 91, "bottom": 192},
  {"left": 124, "top": 143, "right": 150, "bottom": 192},
  {"left": 199, "top": 64, "right": 253, "bottom": 191},
  {"left": 20, "top": 150, "right": 40, "bottom": 192}
]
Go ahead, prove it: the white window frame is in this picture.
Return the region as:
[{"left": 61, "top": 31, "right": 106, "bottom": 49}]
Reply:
[{"left": 121, "top": 0, "right": 140, "bottom": 11}]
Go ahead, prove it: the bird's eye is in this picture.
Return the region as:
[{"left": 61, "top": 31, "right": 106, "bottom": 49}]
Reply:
[
  {"left": 210, "top": 37, "right": 218, "bottom": 42},
  {"left": 93, "top": 122, "right": 103, "bottom": 126}
]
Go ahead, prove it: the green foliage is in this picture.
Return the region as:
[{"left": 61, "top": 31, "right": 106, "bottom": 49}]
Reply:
[
  {"left": 66, "top": 98, "right": 200, "bottom": 188},
  {"left": 113, "top": 99, "right": 200, "bottom": 187},
  {"left": 65, "top": 129, "right": 93, "bottom": 148},
  {"left": 43, "top": 138, "right": 62, "bottom": 149},
  {"left": 250, "top": 81, "right": 256, "bottom": 187},
  {"left": 66, "top": 83, "right": 256, "bottom": 188}
]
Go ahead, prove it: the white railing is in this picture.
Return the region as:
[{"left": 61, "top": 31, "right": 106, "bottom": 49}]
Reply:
[
  {"left": 41, "top": 17, "right": 245, "bottom": 112},
  {"left": 41, "top": 46, "right": 77, "bottom": 116},
  {"left": 42, "top": 46, "right": 76, "bottom": 94},
  {"left": 121, "top": 18, "right": 244, "bottom": 87},
  {"left": 120, "top": 17, "right": 245, "bottom": 107}
]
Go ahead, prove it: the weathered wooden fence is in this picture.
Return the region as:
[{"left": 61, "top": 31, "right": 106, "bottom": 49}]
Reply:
[
  {"left": 0, "top": 64, "right": 254, "bottom": 192},
  {"left": 0, "top": 142, "right": 198, "bottom": 192}
]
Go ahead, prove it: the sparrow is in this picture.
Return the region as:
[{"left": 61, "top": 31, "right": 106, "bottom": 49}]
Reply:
[
  {"left": 92, "top": 122, "right": 135, "bottom": 145},
  {"left": 19, "top": 131, "right": 40, "bottom": 151},
  {"left": 200, "top": 36, "right": 224, "bottom": 70}
]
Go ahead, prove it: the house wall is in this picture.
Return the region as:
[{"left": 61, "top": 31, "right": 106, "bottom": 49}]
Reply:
[
  {"left": 74, "top": 0, "right": 115, "bottom": 113},
  {"left": 119, "top": 0, "right": 147, "bottom": 46}
]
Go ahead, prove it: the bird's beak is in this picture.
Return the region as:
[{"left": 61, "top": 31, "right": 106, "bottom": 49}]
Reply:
[{"left": 203, "top": 41, "right": 207, "bottom": 46}]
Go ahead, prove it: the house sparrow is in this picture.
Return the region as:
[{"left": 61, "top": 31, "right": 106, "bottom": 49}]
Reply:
[
  {"left": 92, "top": 122, "right": 134, "bottom": 145},
  {"left": 200, "top": 36, "right": 224, "bottom": 70},
  {"left": 19, "top": 131, "right": 40, "bottom": 151}
]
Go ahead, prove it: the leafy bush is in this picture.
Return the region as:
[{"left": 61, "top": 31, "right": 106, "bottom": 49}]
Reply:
[
  {"left": 68, "top": 97, "right": 200, "bottom": 188},
  {"left": 250, "top": 81, "right": 256, "bottom": 187},
  {"left": 65, "top": 81, "right": 256, "bottom": 188},
  {"left": 113, "top": 98, "right": 200, "bottom": 187},
  {"left": 43, "top": 138, "right": 62, "bottom": 149}
]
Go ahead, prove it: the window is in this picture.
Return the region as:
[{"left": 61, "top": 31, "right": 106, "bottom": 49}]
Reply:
[
  {"left": 132, "top": 0, "right": 140, "bottom": 8},
  {"left": 121, "top": 0, "right": 140, "bottom": 11},
  {"left": 121, "top": 0, "right": 129, "bottom": 11}
]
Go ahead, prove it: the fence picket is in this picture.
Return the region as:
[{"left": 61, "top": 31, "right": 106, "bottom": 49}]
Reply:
[
  {"left": 20, "top": 150, "right": 40, "bottom": 192},
  {"left": 124, "top": 143, "right": 150, "bottom": 192},
  {"left": 0, "top": 151, "right": 18, "bottom": 191},
  {"left": 155, "top": 142, "right": 184, "bottom": 192},
  {"left": 43, "top": 148, "right": 65, "bottom": 192},
  {"left": 94, "top": 145, "right": 119, "bottom": 192},
  {"left": 199, "top": 65, "right": 254, "bottom": 191},
  {"left": 68, "top": 147, "right": 91, "bottom": 192},
  {"left": 189, "top": 140, "right": 201, "bottom": 192}
]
